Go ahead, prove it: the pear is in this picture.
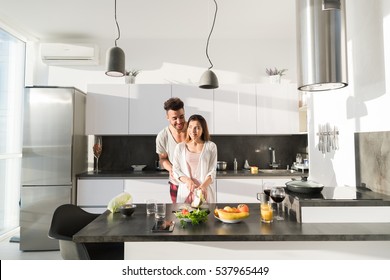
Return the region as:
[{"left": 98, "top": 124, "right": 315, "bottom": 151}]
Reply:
[{"left": 191, "top": 188, "right": 205, "bottom": 208}]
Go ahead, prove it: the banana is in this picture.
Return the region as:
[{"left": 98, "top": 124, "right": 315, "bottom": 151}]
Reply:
[{"left": 216, "top": 209, "right": 249, "bottom": 220}]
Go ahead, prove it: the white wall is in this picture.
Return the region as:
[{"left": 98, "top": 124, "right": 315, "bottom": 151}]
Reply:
[
  {"left": 26, "top": 37, "right": 297, "bottom": 92},
  {"left": 23, "top": 1, "right": 390, "bottom": 189},
  {"left": 308, "top": 0, "right": 390, "bottom": 187}
]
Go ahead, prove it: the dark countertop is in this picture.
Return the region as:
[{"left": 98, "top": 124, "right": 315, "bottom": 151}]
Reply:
[
  {"left": 73, "top": 203, "right": 390, "bottom": 243},
  {"left": 77, "top": 169, "right": 308, "bottom": 179},
  {"left": 284, "top": 187, "right": 390, "bottom": 223}
]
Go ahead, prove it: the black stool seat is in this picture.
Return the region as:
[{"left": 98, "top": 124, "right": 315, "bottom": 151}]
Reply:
[{"left": 49, "top": 204, "right": 123, "bottom": 260}]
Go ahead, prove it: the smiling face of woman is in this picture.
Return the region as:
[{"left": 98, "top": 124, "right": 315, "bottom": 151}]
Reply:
[{"left": 187, "top": 120, "right": 203, "bottom": 142}]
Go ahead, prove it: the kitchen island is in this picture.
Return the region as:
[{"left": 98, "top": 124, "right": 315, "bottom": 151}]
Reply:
[
  {"left": 76, "top": 170, "right": 307, "bottom": 211},
  {"left": 73, "top": 203, "right": 390, "bottom": 260}
]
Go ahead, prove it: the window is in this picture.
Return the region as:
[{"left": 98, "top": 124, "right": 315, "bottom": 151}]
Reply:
[{"left": 0, "top": 27, "right": 25, "bottom": 236}]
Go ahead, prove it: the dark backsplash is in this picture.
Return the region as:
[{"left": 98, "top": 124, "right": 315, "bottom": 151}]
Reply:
[{"left": 98, "top": 135, "right": 308, "bottom": 171}]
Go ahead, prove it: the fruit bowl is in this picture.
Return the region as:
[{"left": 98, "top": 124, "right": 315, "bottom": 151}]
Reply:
[
  {"left": 214, "top": 214, "right": 248, "bottom": 224},
  {"left": 214, "top": 204, "right": 250, "bottom": 224}
]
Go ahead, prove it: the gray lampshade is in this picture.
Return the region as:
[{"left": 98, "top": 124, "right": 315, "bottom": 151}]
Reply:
[
  {"left": 105, "top": 46, "right": 125, "bottom": 77},
  {"left": 296, "top": 0, "right": 348, "bottom": 91},
  {"left": 199, "top": 69, "right": 219, "bottom": 89}
]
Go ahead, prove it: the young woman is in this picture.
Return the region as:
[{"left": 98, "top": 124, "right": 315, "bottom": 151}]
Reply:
[{"left": 172, "top": 114, "right": 217, "bottom": 204}]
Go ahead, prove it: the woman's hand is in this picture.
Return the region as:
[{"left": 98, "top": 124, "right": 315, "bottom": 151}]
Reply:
[
  {"left": 181, "top": 177, "right": 198, "bottom": 192},
  {"left": 197, "top": 185, "right": 208, "bottom": 201}
]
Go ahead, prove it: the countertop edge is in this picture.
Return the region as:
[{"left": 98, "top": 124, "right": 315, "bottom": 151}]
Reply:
[{"left": 76, "top": 170, "right": 307, "bottom": 179}]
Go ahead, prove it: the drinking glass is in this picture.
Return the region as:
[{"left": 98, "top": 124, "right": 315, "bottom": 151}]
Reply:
[
  {"left": 154, "top": 203, "right": 166, "bottom": 220},
  {"left": 93, "top": 136, "right": 102, "bottom": 173},
  {"left": 270, "top": 187, "right": 286, "bottom": 220},
  {"left": 146, "top": 199, "right": 157, "bottom": 215},
  {"left": 262, "top": 183, "right": 273, "bottom": 198},
  {"left": 257, "top": 193, "right": 273, "bottom": 223}
]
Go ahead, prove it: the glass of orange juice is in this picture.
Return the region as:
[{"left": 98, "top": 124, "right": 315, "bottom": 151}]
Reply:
[
  {"left": 260, "top": 203, "right": 273, "bottom": 223},
  {"left": 258, "top": 192, "right": 273, "bottom": 223}
]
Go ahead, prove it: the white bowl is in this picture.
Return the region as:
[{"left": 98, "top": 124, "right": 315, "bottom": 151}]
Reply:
[
  {"left": 214, "top": 214, "right": 248, "bottom": 224},
  {"left": 131, "top": 164, "right": 147, "bottom": 171}
]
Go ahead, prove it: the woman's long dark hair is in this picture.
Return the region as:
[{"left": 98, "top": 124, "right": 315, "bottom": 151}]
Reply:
[{"left": 186, "top": 114, "right": 210, "bottom": 142}]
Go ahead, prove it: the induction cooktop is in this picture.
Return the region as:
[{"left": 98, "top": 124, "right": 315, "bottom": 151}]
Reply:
[{"left": 286, "top": 186, "right": 390, "bottom": 201}]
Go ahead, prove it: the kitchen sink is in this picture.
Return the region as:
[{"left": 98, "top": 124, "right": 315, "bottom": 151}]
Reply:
[
  {"left": 259, "top": 169, "right": 290, "bottom": 174},
  {"left": 259, "top": 169, "right": 306, "bottom": 176}
]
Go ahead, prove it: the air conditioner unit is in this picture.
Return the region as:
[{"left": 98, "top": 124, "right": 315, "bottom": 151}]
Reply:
[{"left": 40, "top": 43, "right": 99, "bottom": 65}]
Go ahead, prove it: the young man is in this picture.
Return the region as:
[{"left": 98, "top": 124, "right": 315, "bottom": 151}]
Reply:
[{"left": 156, "top": 97, "right": 187, "bottom": 203}]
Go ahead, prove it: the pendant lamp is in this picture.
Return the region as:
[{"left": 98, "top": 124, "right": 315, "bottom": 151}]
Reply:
[
  {"left": 105, "top": 0, "right": 125, "bottom": 77},
  {"left": 296, "top": 0, "right": 348, "bottom": 91},
  {"left": 199, "top": 0, "right": 219, "bottom": 89}
]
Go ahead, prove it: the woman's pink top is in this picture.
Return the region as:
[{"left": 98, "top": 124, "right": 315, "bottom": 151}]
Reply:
[{"left": 185, "top": 148, "right": 201, "bottom": 186}]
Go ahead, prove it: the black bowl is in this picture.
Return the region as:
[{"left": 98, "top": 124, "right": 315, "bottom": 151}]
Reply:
[{"left": 119, "top": 204, "right": 136, "bottom": 216}]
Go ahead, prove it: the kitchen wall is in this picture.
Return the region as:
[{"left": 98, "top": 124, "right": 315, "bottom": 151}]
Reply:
[
  {"left": 355, "top": 131, "right": 390, "bottom": 195},
  {"left": 23, "top": 1, "right": 390, "bottom": 193},
  {"left": 307, "top": 0, "right": 390, "bottom": 194},
  {"left": 98, "top": 135, "right": 307, "bottom": 172},
  {"left": 25, "top": 36, "right": 297, "bottom": 93}
]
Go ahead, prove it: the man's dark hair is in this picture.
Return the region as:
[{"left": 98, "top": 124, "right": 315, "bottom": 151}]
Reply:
[{"left": 164, "top": 97, "right": 184, "bottom": 111}]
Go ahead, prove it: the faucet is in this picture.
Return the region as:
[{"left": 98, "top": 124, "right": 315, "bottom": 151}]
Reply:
[{"left": 268, "top": 147, "right": 279, "bottom": 169}]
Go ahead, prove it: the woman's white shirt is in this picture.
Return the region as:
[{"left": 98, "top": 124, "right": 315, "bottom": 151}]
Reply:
[{"left": 172, "top": 141, "right": 217, "bottom": 203}]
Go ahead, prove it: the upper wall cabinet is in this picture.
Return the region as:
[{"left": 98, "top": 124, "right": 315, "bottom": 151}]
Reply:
[
  {"left": 214, "top": 84, "right": 257, "bottom": 134},
  {"left": 129, "top": 84, "right": 171, "bottom": 134},
  {"left": 86, "top": 83, "right": 300, "bottom": 135},
  {"left": 256, "top": 84, "right": 299, "bottom": 134},
  {"left": 86, "top": 84, "right": 129, "bottom": 135},
  {"left": 171, "top": 85, "right": 214, "bottom": 134}
]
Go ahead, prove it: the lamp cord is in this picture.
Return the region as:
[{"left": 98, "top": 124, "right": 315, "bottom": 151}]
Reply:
[
  {"left": 114, "top": 0, "right": 121, "bottom": 47},
  {"left": 205, "top": 0, "right": 218, "bottom": 70}
]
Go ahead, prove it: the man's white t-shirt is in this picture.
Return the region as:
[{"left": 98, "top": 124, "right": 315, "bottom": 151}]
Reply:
[{"left": 156, "top": 127, "right": 179, "bottom": 184}]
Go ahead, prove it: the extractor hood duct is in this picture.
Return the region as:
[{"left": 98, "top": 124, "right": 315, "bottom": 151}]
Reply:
[{"left": 296, "top": 0, "right": 348, "bottom": 91}]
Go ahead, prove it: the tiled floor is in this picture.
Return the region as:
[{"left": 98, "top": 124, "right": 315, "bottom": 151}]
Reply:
[{"left": 0, "top": 228, "right": 61, "bottom": 260}]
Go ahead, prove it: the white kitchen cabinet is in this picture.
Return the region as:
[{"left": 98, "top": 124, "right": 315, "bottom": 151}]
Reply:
[
  {"left": 256, "top": 83, "right": 299, "bottom": 134},
  {"left": 216, "top": 178, "right": 263, "bottom": 203},
  {"left": 171, "top": 84, "right": 214, "bottom": 134},
  {"left": 124, "top": 179, "right": 171, "bottom": 203},
  {"left": 214, "top": 84, "right": 257, "bottom": 134},
  {"left": 77, "top": 178, "right": 124, "bottom": 213},
  {"left": 129, "top": 84, "right": 172, "bottom": 134},
  {"left": 86, "top": 84, "right": 129, "bottom": 135}
]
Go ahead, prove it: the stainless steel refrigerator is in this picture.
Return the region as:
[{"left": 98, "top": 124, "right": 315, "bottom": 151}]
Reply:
[{"left": 20, "top": 86, "right": 87, "bottom": 251}]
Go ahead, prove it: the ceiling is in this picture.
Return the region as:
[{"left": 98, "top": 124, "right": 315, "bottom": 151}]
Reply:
[{"left": 0, "top": 0, "right": 296, "bottom": 41}]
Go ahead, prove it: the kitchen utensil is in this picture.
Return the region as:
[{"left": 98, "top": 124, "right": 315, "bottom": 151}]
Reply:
[
  {"left": 285, "top": 176, "right": 324, "bottom": 194},
  {"left": 216, "top": 161, "right": 227, "bottom": 171}
]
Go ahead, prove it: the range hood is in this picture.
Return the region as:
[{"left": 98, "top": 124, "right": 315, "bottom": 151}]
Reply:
[{"left": 296, "top": 0, "right": 348, "bottom": 91}]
